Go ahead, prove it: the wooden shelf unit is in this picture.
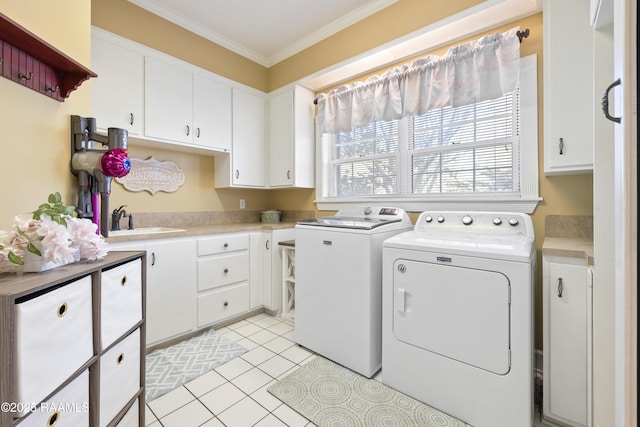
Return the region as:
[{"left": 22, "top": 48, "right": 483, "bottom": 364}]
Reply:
[{"left": 0, "top": 12, "right": 96, "bottom": 101}]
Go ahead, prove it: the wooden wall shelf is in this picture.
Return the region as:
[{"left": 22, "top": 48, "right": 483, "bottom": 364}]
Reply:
[{"left": 0, "top": 12, "right": 97, "bottom": 101}]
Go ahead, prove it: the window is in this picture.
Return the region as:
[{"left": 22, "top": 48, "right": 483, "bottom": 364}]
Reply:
[{"left": 316, "top": 55, "right": 540, "bottom": 213}]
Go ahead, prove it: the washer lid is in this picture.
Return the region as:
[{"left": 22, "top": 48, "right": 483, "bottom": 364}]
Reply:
[{"left": 297, "top": 216, "right": 401, "bottom": 230}]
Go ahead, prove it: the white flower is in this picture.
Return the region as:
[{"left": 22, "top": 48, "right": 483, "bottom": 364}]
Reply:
[{"left": 1, "top": 209, "right": 110, "bottom": 274}]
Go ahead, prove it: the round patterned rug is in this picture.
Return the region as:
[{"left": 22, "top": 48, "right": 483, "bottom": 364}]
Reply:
[{"left": 268, "top": 356, "right": 467, "bottom": 427}]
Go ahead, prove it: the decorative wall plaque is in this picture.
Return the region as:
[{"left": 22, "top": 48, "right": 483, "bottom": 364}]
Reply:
[{"left": 115, "top": 157, "right": 185, "bottom": 194}]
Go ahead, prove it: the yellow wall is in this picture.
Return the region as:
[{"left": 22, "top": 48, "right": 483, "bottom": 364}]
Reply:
[{"left": 0, "top": 2, "right": 92, "bottom": 227}]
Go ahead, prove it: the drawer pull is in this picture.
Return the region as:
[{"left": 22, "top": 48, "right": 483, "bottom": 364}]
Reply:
[
  {"left": 48, "top": 411, "right": 60, "bottom": 426},
  {"left": 117, "top": 352, "right": 125, "bottom": 365},
  {"left": 121, "top": 275, "right": 127, "bottom": 286},
  {"left": 223, "top": 243, "right": 229, "bottom": 249},
  {"left": 557, "top": 277, "right": 563, "bottom": 298},
  {"left": 223, "top": 301, "right": 229, "bottom": 307},
  {"left": 224, "top": 268, "right": 229, "bottom": 274},
  {"left": 57, "top": 302, "right": 68, "bottom": 318}
]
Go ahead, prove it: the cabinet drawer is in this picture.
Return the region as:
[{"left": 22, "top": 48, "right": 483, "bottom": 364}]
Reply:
[
  {"left": 19, "top": 370, "right": 89, "bottom": 427},
  {"left": 99, "top": 329, "right": 141, "bottom": 427},
  {"left": 15, "top": 275, "right": 93, "bottom": 411},
  {"left": 115, "top": 399, "right": 139, "bottom": 427},
  {"left": 101, "top": 258, "right": 143, "bottom": 349},
  {"left": 197, "top": 283, "right": 249, "bottom": 327},
  {"left": 198, "top": 234, "right": 249, "bottom": 256},
  {"left": 198, "top": 252, "right": 249, "bottom": 291}
]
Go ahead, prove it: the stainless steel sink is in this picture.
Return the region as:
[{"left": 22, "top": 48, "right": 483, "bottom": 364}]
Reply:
[{"left": 108, "top": 227, "right": 186, "bottom": 237}]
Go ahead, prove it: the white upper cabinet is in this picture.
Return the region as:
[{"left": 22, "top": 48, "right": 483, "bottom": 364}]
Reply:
[
  {"left": 91, "top": 28, "right": 243, "bottom": 155},
  {"left": 91, "top": 30, "right": 143, "bottom": 136},
  {"left": 145, "top": 58, "right": 233, "bottom": 150},
  {"left": 543, "top": 0, "right": 595, "bottom": 175},
  {"left": 215, "top": 88, "right": 266, "bottom": 187},
  {"left": 144, "top": 56, "right": 194, "bottom": 144},
  {"left": 268, "top": 85, "right": 315, "bottom": 188},
  {"left": 193, "top": 74, "right": 232, "bottom": 152}
]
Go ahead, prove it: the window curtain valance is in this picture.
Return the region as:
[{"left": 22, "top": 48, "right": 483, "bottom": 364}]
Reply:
[{"left": 316, "top": 28, "right": 522, "bottom": 134}]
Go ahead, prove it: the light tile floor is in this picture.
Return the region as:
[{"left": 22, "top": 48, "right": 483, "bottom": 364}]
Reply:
[
  {"left": 145, "top": 312, "right": 317, "bottom": 427},
  {"left": 144, "top": 312, "right": 547, "bottom": 427}
]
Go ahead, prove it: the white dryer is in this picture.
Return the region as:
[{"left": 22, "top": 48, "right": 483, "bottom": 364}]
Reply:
[
  {"left": 295, "top": 207, "right": 412, "bottom": 377},
  {"left": 382, "top": 211, "right": 536, "bottom": 427}
]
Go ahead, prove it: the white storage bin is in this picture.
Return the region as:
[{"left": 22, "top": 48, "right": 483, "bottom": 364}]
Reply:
[
  {"left": 18, "top": 370, "right": 89, "bottom": 427},
  {"left": 197, "top": 252, "right": 249, "bottom": 291},
  {"left": 197, "top": 234, "right": 249, "bottom": 256},
  {"left": 14, "top": 275, "right": 93, "bottom": 413},
  {"left": 101, "top": 258, "right": 143, "bottom": 349},
  {"left": 99, "top": 329, "right": 140, "bottom": 427},
  {"left": 197, "top": 282, "right": 249, "bottom": 326},
  {"left": 115, "top": 399, "right": 139, "bottom": 427}
]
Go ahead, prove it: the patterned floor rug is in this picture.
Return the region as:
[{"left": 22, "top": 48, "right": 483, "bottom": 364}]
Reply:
[
  {"left": 145, "top": 327, "right": 247, "bottom": 401},
  {"left": 268, "top": 356, "right": 467, "bottom": 427}
]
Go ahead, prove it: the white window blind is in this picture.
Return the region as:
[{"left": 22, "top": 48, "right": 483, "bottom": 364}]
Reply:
[{"left": 322, "top": 90, "right": 519, "bottom": 198}]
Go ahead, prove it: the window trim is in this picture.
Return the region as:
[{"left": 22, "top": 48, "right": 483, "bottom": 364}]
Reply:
[{"left": 314, "top": 54, "right": 541, "bottom": 213}]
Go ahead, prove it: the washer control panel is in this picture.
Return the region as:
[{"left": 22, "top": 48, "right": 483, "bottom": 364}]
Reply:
[{"left": 415, "top": 211, "right": 533, "bottom": 237}]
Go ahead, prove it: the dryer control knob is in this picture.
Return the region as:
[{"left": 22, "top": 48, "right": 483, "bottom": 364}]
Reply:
[
  {"left": 493, "top": 217, "right": 503, "bottom": 225},
  {"left": 508, "top": 217, "right": 519, "bottom": 226},
  {"left": 437, "top": 215, "right": 445, "bottom": 223},
  {"left": 424, "top": 215, "right": 433, "bottom": 223},
  {"left": 462, "top": 215, "right": 473, "bottom": 225},
  {"left": 364, "top": 207, "right": 373, "bottom": 215}
]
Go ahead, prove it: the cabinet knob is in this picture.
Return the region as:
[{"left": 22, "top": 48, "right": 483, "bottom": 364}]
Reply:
[
  {"left": 121, "top": 275, "right": 127, "bottom": 286},
  {"left": 223, "top": 301, "right": 229, "bottom": 307},
  {"left": 117, "top": 352, "right": 125, "bottom": 364},
  {"left": 224, "top": 268, "right": 229, "bottom": 274},
  {"left": 223, "top": 243, "right": 229, "bottom": 249},
  {"left": 559, "top": 137, "right": 564, "bottom": 155},
  {"left": 557, "top": 277, "right": 563, "bottom": 298}
]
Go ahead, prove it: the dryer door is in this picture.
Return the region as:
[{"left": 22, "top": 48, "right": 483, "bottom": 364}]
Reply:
[{"left": 393, "top": 259, "right": 511, "bottom": 374}]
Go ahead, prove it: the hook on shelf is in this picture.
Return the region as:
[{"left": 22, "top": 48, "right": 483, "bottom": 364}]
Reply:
[
  {"left": 18, "top": 71, "right": 33, "bottom": 81},
  {"left": 45, "top": 85, "right": 59, "bottom": 93}
]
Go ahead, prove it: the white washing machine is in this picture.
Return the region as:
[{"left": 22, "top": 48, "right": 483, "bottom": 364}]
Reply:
[
  {"left": 295, "top": 207, "right": 413, "bottom": 377},
  {"left": 382, "top": 211, "right": 536, "bottom": 427}
]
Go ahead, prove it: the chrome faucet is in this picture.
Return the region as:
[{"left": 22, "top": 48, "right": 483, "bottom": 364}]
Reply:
[{"left": 111, "top": 205, "right": 128, "bottom": 231}]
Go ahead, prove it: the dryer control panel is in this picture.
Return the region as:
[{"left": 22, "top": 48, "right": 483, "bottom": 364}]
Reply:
[{"left": 415, "top": 211, "right": 534, "bottom": 238}]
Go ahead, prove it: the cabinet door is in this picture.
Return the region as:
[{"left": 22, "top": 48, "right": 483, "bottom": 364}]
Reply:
[
  {"left": 547, "top": 261, "right": 589, "bottom": 426},
  {"left": 232, "top": 88, "right": 265, "bottom": 186},
  {"left": 144, "top": 56, "right": 193, "bottom": 144},
  {"left": 269, "top": 89, "right": 294, "bottom": 187},
  {"left": 146, "top": 239, "right": 197, "bottom": 345},
  {"left": 193, "top": 74, "right": 232, "bottom": 151},
  {"left": 268, "top": 85, "right": 315, "bottom": 188},
  {"left": 543, "top": 0, "right": 594, "bottom": 174},
  {"left": 91, "top": 34, "right": 143, "bottom": 136}
]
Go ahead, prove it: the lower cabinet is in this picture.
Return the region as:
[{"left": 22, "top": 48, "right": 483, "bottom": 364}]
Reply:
[
  {"left": 196, "top": 233, "right": 251, "bottom": 327},
  {"left": 543, "top": 255, "right": 593, "bottom": 427},
  {"left": 0, "top": 252, "right": 146, "bottom": 427},
  {"left": 146, "top": 238, "right": 197, "bottom": 346}
]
